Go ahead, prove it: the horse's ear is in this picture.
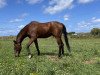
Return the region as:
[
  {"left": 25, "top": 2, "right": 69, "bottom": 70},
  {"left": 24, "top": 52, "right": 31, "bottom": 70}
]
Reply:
[{"left": 13, "top": 40, "right": 17, "bottom": 44}]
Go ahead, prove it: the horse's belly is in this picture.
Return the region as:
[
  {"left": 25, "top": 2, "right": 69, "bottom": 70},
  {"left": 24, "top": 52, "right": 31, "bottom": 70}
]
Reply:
[{"left": 37, "top": 33, "right": 52, "bottom": 38}]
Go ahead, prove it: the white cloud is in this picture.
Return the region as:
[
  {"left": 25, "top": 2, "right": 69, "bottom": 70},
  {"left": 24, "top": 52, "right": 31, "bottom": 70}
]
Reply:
[
  {"left": 77, "top": 21, "right": 90, "bottom": 28},
  {"left": 75, "top": 21, "right": 91, "bottom": 32},
  {"left": 18, "top": 25, "right": 25, "bottom": 29},
  {"left": 44, "top": 0, "right": 74, "bottom": 14},
  {"left": 19, "top": 13, "right": 28, "bottom": 19},
  {"left": 92, "top": 17, "right": 96, "bottom": 20},
  {"left": 0, "top": 0, "right": 7, "bottom": 8},
  {"left": 26, "top": 0, "right": 43, "bottom": 4},
  {"left": 76, "top": 17, "right": 100, "bottom": 32},
  {"left": 92, "top": 18, "right": 100, "bottom": 23},
  {"left": 0, "top": 28, "right": 18, "bottom": 36},
  {"left": 9, "top": 13, "right": 28, "bottom": 23},
  {"left": 0, "top": 24, "right": 25, "bottom": 36},
  {"left": 78, "top": 0, "right": 94, "bottom": 4},
  {"left": 9, "top": 19, "right": 22, "bottom": 23},
  {"left": 77, "top": 17, "right": 100, "bottom": 28},
  {"left": 64, "top": 14, "right": 69, "bottom": 21}
]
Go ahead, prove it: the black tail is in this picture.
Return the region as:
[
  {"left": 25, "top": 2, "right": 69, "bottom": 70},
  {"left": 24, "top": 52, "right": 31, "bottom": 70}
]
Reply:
[{"left": 62, "top": 25, "right": 71, "bottom": 53}]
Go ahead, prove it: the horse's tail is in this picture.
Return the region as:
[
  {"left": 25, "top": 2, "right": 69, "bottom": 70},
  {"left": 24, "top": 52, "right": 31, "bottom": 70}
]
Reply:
[{"left": 62, "top": 24, "right": 71, "bottom": 53}]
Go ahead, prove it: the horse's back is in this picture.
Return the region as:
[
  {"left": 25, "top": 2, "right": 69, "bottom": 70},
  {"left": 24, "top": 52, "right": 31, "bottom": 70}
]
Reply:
[
  {"left": 25, "top": 21, "right": 51, "bottom": 38},
  {"left": 24, "top": 21, "right": 64, "bottom": 38},
  {"left": 50, "top": 21, "right": 64, "bottom": 29}
]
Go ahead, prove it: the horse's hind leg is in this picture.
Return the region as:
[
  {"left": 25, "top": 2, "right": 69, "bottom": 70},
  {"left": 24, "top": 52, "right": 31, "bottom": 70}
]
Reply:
[
  {"left": 34, "top": 39, "right": 40, "bottom": 55},
  {"left": 61, "top": 44, "right": 64, "bottom": 55},
  {"left": 56, "top": 37, "right": 64, "bottom": 57}
]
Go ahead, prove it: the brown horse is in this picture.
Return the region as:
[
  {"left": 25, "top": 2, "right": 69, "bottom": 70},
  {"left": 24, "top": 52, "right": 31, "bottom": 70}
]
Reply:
[{"left": 13, "top": 21, "right": 70, "bottom": 57}]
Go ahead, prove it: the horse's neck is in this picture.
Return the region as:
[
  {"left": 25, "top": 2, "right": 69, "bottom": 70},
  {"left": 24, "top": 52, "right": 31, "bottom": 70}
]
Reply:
[{"left": 16, "top": 31, "right": 26, "bottom": 44}]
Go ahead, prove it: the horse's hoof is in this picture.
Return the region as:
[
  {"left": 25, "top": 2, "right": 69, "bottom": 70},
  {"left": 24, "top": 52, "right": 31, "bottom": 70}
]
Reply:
[
  {"left": 58, "top": 56, "right": 62, "bottom": 59},
  {"left": 38, "top": 53, "right": 40, "bottom": 56},
  {"left": 58, "top": 54, "right": 62, "bottom": 58},
  {"left": 15, "top": 55, "right": 19, "bottom": 57},
  {"left": 28, "top": 54, "right": 32, "bottom": 59}
]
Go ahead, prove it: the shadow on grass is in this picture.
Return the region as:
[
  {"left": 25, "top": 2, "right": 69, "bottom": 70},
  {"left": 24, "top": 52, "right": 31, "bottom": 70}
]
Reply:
[
  {"left": 19, "top": 52, "right": 72, "bottom": 58},
  {"left": 40, "top": 52, "right": 72, "bottom": 57},
  {"left": 40, "top": 52, "right": 57, "bottom": 56}
]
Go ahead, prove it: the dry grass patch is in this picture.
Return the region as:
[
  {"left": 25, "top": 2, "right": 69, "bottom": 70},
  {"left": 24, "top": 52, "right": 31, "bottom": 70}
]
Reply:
[
  {"left": 84, "top": 57, "right": 99, "bottom": 64},
  {"left": 47, "top": 55, "right": 59, "bottom": 62}
]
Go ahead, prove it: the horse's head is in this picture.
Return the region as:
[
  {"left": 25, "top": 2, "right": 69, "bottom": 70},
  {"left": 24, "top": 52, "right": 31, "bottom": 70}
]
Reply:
[{"left": 13, "top": 40, "right": 22, "bottom": 57}]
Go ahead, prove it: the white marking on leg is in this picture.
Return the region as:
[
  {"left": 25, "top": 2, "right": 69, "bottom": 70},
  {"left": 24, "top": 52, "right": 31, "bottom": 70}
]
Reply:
[{"left": 28, "top": 54, "right": 32, "bottom": 59}]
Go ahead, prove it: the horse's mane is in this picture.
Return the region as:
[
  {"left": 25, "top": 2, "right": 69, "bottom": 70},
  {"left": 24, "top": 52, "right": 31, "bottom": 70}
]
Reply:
[
  {"left": 16, "top": 21, "right": 35, "bottom": 39},
  {"left": 16, "top": 24, "right": 28, "bottom": 40}
]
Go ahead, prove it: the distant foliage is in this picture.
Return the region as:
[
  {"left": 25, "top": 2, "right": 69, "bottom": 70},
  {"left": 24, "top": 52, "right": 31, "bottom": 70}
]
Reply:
[
  {"left": 90, "top": 28, "right": 100, "bottom": 36},
  {"left": 68, "top": 32, "right": 75, "bottom": 35},
  {"left": 0, "top": 36, "right": 15, "bottom": 40},
  {"left": 69, "top": 33, "right": 92, "bottom": 39},
  {"left": 69, "top": 28, "right": 100, "bottom": 39}
]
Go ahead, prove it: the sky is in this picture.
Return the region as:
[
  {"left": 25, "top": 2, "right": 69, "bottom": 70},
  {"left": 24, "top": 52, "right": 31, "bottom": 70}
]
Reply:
[{"left": 0, "top": 0, "right": 100, "bottom": 36}]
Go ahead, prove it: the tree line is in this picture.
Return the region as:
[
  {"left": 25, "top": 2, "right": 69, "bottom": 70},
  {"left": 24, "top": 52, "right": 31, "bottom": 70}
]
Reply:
[{"left": 68, "top": 28, "right": 100, "bottom": 38}]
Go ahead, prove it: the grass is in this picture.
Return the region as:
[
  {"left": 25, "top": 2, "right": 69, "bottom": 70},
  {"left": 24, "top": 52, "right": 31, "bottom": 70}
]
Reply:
[{"left": 0, "top": 37, "right": 100, "bottom": 75}]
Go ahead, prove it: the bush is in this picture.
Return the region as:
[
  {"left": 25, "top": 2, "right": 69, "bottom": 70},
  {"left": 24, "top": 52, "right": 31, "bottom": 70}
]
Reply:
[{"left": 90, "top": 28, "right": 100, "bottom": 36}]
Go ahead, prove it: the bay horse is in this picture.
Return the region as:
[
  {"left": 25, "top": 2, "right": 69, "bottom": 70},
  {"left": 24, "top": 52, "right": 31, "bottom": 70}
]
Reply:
[{"left": 13, "top": 21, "right": 70, "bottom": 58}]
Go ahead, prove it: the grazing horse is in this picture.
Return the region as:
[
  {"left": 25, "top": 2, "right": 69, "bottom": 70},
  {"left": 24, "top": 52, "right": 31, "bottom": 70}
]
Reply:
[{"left": 13, "top": 21, "right": 70, "bottom": 57}]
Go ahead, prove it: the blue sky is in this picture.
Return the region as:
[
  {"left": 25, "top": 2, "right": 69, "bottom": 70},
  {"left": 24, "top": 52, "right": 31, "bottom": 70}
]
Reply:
[{"left": 0, "top": 0, "right": 100, "bottom": 36}]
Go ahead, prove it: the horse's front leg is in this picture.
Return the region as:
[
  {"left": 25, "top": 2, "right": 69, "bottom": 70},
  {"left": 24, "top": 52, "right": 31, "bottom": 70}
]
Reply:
[
  {"left": 34, "top": 39, "right": 40, "bottom": 55},
  {"left": 26, "top": 38, "right": 35, "bottom": 58}
]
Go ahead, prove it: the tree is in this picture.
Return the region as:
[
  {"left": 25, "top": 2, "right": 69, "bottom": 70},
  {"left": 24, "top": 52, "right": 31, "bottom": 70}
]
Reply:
[
  {"left": 90, "top": 28, "right": 100, "bottom": 36},
  {"left": 68, "top": 32, "right": 75, "bottom": 35}
]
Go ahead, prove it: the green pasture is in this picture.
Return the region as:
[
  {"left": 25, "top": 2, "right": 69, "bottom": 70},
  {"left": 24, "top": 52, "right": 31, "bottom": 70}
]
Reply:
[{"left": 0, "top": 37, "right": 100, "bottom": 75}]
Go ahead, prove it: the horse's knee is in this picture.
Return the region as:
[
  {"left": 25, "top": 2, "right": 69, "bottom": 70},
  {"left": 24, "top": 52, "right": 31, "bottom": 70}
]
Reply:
[
  {"left": 62, "top": 43, "right": 64, "bottom": 47},
  {"left": 58, "top": 43, "right": 64, "bottom": 47},
  {"left": 26, "top": 45, "right": 31, "bottom": 54},
  {"left": 58, "top": 44, "right": 63, "bottom": 52}
]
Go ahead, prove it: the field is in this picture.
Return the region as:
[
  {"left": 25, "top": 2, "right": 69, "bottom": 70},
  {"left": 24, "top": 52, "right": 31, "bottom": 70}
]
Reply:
[{"left": 0, "top": 37, "right": 100, "bottom": 75}]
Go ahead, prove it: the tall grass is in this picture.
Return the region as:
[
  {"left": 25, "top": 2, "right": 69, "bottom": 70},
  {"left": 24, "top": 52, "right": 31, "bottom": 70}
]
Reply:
[{"left": 0, "top": 37, "right": 100, "bottom": 75}]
